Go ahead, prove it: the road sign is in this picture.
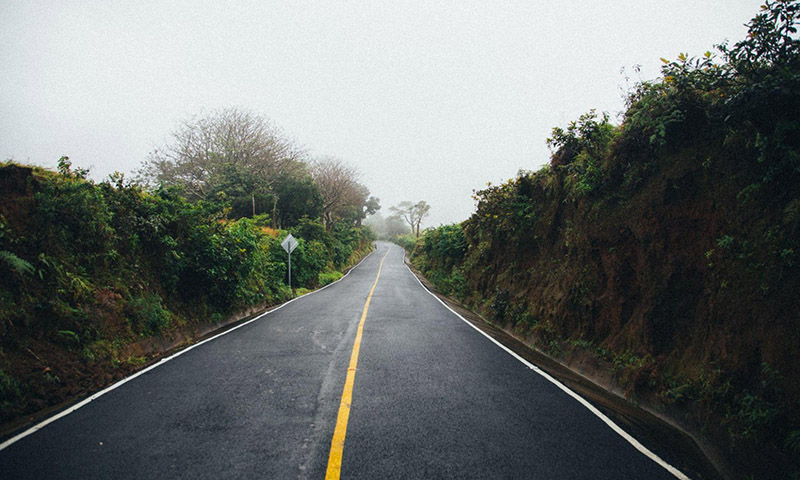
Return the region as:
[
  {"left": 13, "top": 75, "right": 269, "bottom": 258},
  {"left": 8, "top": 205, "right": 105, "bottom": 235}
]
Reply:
[
  {"left": 281, "top": 234, "right": 298, "bottom": 254},
  {"left": 281, "top": 234, "right": 299, "bottom": 289}
]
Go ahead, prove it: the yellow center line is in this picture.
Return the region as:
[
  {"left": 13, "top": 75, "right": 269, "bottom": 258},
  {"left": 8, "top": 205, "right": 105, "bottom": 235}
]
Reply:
[{"left": 325, "top": 247, "right": 391, "bottom": 480}]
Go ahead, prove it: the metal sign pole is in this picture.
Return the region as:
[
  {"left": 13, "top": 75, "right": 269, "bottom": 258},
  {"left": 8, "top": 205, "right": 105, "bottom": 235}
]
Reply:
[{"left": 288, "top": 250, "right": 291, "bottom": 289}]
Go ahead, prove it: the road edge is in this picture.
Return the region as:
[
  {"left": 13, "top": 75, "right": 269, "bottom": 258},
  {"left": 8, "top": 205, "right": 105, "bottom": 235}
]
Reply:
[
  {"left": 0, "top": 248, "right": 376, "bottom": 451},
  {"left": 400, "top": 250, "right": 710, "bottom": 480}
]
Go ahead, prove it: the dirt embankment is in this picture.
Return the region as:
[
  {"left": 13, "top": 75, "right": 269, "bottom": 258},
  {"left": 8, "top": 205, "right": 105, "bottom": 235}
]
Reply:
[
  {"left": 412, "top": 134, "right": 799, "bottom": 479},
  {"left": 406, "top": 255, "right": 723, "bottom": 480}
]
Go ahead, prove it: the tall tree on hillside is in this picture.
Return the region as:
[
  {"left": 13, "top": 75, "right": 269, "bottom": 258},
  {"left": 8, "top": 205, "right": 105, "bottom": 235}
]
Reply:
[
  {"left": 344, "top": 184, "right": 381, "bottom": 227},
  {"left": 390, "top": 201, "right": 431, "bottom": 237},
  {"left": 137, "top": 107, "right": 322, "bottom": 224},
  {"left": 310, "top": 157, "right": 378, "bottom": 230},
  {"left": 137, "top": 107, "right": 306, "bottom": 197},
  {"left": 272, "top": 173, "right": 323, "bottom": 228},
  {"left": 361, "top": 195, "right": 381, "bottom": 226}
]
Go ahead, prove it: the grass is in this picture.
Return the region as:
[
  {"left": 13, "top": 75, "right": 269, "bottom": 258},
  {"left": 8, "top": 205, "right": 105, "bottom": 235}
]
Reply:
[{"left": 319, "top": 271, "right": 343, "bottom": 286}]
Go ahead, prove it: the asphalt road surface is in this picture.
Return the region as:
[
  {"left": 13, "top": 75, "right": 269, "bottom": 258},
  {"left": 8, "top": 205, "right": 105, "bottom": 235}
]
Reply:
[{"left": 0, "top": 241, "right": 686, "bottom": 479}]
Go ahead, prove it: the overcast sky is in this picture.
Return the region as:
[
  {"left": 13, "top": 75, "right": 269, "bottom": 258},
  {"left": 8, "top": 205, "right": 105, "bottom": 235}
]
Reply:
[{"left": 1, "top": 1, "right": 761, "bottom": 226}]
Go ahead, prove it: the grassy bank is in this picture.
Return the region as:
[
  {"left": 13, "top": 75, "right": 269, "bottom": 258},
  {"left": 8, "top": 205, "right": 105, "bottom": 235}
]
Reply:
[{"left": 0, "top": 162, "right": 373, "bottom": 432}]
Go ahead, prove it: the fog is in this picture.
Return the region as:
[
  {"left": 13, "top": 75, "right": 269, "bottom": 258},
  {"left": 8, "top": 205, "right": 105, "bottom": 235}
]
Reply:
[{"left": 1, "top": 1, "right": 760, "bottom": 226}]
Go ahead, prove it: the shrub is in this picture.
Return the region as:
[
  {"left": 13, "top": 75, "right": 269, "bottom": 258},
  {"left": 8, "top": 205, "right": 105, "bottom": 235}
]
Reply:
[
  {"left": 319, "top": 271, "right": 343, "bottom": 286},
  {"left": 126, "top": 294, "right": 172, "bottom": 335},
  {"left": 393, "top": 234, "right": 418, "bottom": 252}
]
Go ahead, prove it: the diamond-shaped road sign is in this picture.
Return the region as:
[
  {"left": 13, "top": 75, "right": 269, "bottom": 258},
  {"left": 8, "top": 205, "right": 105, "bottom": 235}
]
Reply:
[{"left": 281, "top": 234, "right": 298, "bottom": 254}]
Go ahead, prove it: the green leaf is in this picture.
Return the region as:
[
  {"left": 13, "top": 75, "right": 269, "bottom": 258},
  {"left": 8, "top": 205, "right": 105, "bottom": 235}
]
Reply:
[{"left": 0, "top": 250, "right": 34, "bottom": 276}]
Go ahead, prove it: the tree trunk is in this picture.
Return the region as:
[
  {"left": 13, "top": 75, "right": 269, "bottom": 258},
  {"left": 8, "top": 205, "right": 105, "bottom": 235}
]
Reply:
[{"left": 272, "top": 196, "right": 278, "bottom": 229}]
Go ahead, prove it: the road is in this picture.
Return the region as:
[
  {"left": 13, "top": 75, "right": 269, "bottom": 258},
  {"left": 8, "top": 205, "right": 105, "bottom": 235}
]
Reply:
[{"left": 0, "top": 241, "right": 685, "bottom": 479}]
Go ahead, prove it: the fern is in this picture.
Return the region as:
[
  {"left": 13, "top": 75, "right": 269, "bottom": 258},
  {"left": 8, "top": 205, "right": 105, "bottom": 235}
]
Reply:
[{"left": 0, "top": 250, "right": 34, "bottom": 276}]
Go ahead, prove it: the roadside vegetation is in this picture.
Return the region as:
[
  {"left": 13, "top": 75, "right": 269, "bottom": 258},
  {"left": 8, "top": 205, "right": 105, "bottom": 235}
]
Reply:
[
  {"left": 0, "top": 109, "right": 376, "bottom": 431},
  {"left": 407, "top": 3, "right": 800, "bottom": 478}
]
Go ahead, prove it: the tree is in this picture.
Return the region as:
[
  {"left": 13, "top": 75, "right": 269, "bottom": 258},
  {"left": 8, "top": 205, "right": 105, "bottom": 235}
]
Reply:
[
  {"left": 390, "top": 201, "right": 431, "bottom": 237},
  {"left": 361, "top": 195, "right": 381, "bottom": 226},
  {"left": 272, "top": 173, "right": 323, "bottom": 228},
  {"left": 137, "top": 107, "right": 307, "bottom": 203},
  {"left": 385, "top": 215, "right": 409, "bottom": 237},
  {"left": 310, "top": 157, "right": 378, "bottom": 230},
  {"left": 719, "top": 0, "right": 799, "bottom": 73},
  {"left": 364, "top": 212, "right": 410, "bottom": 239}
]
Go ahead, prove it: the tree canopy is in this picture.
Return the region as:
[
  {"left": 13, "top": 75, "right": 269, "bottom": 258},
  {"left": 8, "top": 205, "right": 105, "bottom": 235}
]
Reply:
[
  {"left": 137, "top": 107, "right": 328, "bottom": 227},
  {"left": 390, "top": 201, "right": 431, "bottom": 237},
  {"left": 310, "top": 157, "right": 379, "bottom": 230}
]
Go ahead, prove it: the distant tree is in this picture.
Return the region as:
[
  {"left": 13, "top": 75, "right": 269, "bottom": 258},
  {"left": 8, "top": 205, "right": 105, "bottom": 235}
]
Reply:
[
  {"left": 364, "top": 213, "right": 410, "bottom": 239},
  {"left": 361, "top": 195, "right": 381, "bottom": 226},
  {"left": 390, "top": 201, "right": 431, "bottom": 237},
  {"left": 310, "top": 157, "right": 378, "bottom": 230},
  {"left": 384, "top": 215, "right": 410, "bottom": 237}
]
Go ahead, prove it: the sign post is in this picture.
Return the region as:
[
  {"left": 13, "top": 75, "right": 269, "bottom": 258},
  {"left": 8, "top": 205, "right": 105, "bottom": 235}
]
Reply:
[{"left": 280, "top": 234, "right": 299, "bottom": 289}]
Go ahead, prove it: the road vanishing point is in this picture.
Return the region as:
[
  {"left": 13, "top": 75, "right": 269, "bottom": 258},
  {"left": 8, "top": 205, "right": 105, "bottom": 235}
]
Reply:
[{"left": 0, "top": 241, "right": 687, "bottom": 479}]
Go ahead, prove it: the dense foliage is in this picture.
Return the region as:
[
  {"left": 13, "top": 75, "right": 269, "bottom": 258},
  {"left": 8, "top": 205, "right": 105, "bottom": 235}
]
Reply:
[
  {"left": 412, "top": 3, "right": 800, "bottom": 478},
  {"left": 0, "top": 162, "right": 373, "bottom": 426}
]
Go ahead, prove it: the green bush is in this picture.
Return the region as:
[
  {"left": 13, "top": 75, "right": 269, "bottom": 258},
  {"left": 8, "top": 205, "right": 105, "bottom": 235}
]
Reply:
[
  {"left": 419, "top": 224, "right": 466, "bottom": 269},
  {"left": 0, "top": 369, "right": 24, "bottom": 412},
  {"left": 0, "top": 159, "right": 377, "bottom": 431},
  {"left": 547, "top": 110, "right": 616, "bottom": 199},
  {"left": 408, "top": 225, "right": 469, "bottom": 300},
  {"left": 126, "top": 294, "right": 172, "bottom": 335},
  {"left": 319, "top": 271, "right": 343, "bottom": 286},
  {"left": 0, "top": 164, "right": 359, "bottom": 344},
  {"left": 393, "top": 234, "right": 418, "bottom": 252}
]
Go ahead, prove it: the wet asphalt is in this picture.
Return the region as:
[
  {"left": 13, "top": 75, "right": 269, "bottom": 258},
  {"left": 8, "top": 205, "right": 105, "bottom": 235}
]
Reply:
[{"left": 0, "top": 241, "right": 682, "bottom": 479}]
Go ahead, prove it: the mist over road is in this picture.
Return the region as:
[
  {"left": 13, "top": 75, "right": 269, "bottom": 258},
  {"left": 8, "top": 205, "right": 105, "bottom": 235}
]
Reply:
[{"left": 0, "top": 242, "right": 682, "bottom": 479}]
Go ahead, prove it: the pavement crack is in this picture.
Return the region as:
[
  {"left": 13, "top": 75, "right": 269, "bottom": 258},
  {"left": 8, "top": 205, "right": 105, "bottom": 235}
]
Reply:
[{"left": 294, "top": 320, "right": 361, "bottom": 480}]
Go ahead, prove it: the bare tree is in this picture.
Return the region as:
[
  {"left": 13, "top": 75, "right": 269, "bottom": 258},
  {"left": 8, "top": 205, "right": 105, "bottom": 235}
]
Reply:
[
  {"left": 310, "top": 156, "right": 371, "bottom": 230},
  {"left": 390, "top": 201, "right": 431, "bottom": 237},
  {"left": 137, "top": 107, "right": 306, "bottom": 200}
]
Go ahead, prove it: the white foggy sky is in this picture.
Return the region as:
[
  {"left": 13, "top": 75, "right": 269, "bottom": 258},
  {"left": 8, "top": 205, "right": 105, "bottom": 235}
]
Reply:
[{"left": 1, "top": 1, "right": 760, "bottom": 226}]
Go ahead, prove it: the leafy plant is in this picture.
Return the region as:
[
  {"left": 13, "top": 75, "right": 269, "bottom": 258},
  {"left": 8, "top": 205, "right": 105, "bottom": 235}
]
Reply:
[
  {"left": 0, "top": 250, "right": 33, "bottom": 277},
  {"left": 0, "top": 369, "right": 24, "bottom": 411},
  {"left": 126, "top": 294, "right": 172, "bottom": 335},
  {"left": 547, "top": 110, "right": 616, "bottom": 198}
]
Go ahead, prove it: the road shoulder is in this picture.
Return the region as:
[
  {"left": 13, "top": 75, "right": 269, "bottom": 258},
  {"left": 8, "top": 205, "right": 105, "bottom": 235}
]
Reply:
[{"left": 403, "top": 252, "right": 722, "bottom": 480}]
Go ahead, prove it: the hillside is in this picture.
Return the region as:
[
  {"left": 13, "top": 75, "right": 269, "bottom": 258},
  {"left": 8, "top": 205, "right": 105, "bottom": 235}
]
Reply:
[
  {"left": 0, "top": 163, "right": 373, "bottom": 433},
  {"left": 411, "top": 4, "right": 800, "bottom": 479}
]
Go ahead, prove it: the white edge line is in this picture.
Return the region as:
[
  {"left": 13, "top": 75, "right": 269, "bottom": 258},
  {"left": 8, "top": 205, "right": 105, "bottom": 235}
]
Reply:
[
  {"left": 401, "top": 255, "right": 691, "bottom": 480},
  {"left": 0, "top": 248, "right": 376, "bottom": 452}
]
